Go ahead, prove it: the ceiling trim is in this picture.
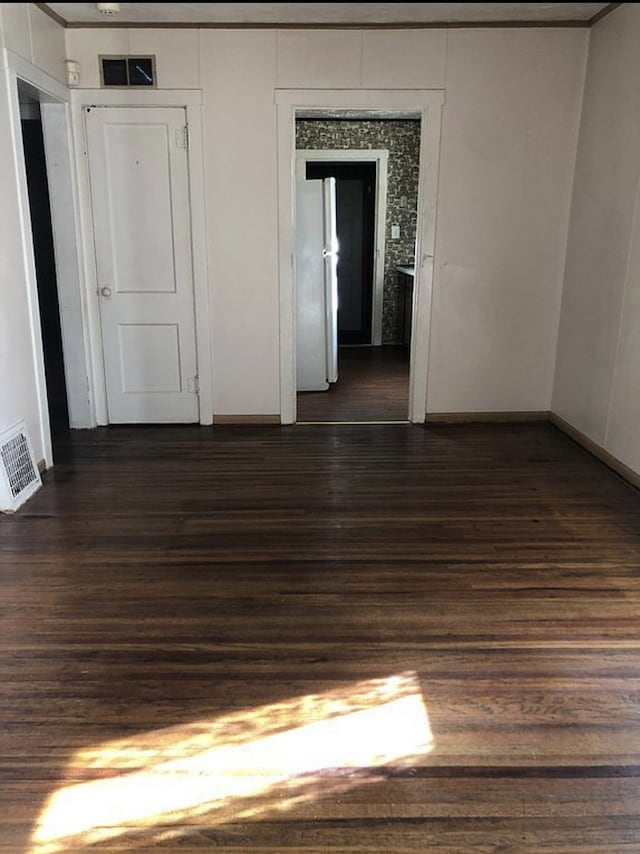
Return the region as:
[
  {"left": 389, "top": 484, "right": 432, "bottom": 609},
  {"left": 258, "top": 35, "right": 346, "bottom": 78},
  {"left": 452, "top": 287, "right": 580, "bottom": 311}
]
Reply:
[
  {"left": 57, "top": 20, "right": 594, "bottom": 31},
  {"left": 35, "top": 3, "right": 67, "bottom": 27},
  {"left": 37, "top": 2, "right": 622, "bottom": 30},
  {"left": 587, "top": 1, "right": 623, "bottom": 25}
]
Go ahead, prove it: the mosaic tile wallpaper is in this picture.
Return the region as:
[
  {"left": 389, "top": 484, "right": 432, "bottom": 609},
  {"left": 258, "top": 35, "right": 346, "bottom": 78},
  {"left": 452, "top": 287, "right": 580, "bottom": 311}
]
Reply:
[{"left": 296, "top": 119, "right": 421, "bottom": 344}]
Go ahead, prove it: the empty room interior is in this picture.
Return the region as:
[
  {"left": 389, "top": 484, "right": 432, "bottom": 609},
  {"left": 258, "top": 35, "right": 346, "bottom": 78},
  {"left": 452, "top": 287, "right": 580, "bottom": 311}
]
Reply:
[{"left": 2, "top": 2, "right": 640, "bottom": 851}]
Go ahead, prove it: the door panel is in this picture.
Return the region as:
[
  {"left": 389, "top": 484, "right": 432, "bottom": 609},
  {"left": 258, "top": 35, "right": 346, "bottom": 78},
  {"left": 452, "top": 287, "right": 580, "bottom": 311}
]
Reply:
[
  {"left": 117, "top": 324, "right": 182, "bottom": 393},
  {"left": 106, "top": 123, "right": 176, "bottom": 294},
  {"left": 86, "top": 107, "right": 198, "bottom": 423}
]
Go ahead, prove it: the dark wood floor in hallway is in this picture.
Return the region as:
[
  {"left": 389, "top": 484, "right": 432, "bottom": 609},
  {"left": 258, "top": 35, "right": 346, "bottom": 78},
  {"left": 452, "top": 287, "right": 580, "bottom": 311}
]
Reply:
[
  {"left": 297, "top": 345, "right": 409, "bottom": 422},
  {"left": 2, "top": 422, "right": 640, "bottom": 852}
]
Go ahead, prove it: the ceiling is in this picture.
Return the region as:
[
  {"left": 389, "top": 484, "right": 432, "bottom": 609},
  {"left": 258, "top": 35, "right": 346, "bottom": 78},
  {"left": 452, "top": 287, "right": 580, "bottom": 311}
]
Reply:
[{"left": 44, "top": 3, "right": 612, "bottom": 27}]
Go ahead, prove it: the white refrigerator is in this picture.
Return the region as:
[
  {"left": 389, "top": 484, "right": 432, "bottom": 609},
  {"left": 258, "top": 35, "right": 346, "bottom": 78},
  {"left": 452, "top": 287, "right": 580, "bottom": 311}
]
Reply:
[{"left": 295, "top": 177, "right": 339, "bottom": 392}]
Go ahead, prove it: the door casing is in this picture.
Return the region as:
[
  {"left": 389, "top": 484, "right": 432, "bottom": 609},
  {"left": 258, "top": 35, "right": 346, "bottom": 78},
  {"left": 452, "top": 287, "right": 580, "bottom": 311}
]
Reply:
[
  {"left": 5, "top": 49, "right": 89, "bottom": 467},
  {"left": 85, "top": 105, "right": 199, "bottom": 424},
  {"left": 277, "top": 89, "right": 445, "bottom": 425},
  {"left": 70, "top": 89, "right": 213, "bottom": 426}
]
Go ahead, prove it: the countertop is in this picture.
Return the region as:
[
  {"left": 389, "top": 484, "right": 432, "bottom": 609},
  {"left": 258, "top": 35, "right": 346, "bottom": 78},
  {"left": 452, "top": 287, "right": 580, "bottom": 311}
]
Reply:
[{"left": 396, "top": 265, "right": 415, "bottom": 277}]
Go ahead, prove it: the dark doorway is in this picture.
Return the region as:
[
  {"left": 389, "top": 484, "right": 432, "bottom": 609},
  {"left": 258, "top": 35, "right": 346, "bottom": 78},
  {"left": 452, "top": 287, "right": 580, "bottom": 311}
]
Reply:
[
  {"left": 306, "top": 161, "right": 376, "bottom": 345},
  {"left": 21, "top": 105, "right": 69, "bottom": 442}
]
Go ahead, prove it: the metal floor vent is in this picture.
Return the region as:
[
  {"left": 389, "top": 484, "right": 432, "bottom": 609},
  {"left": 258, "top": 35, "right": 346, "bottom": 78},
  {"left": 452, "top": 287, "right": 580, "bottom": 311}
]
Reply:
[{"left": 0, "top": 421, "right": 42, "bottom": 513}]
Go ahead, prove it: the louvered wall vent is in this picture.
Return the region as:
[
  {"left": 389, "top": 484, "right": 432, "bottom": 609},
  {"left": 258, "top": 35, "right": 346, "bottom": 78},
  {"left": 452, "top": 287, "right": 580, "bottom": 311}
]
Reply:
[{"left": 0, "top": 421, "right": 42, "bottom": 513}]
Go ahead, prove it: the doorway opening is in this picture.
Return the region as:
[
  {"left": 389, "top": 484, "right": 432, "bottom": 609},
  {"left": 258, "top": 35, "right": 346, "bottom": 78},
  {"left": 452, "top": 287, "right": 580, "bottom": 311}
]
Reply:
[
  {"left": 8, "top": 55, "right": 91, "bottom": 467},
  {"left": 294, "top": 113, "right": 421, "bottom": 423},
  {"left": 306, "top": 160, "right": 376, "bottom": 346},
  {"left": 17, "top": 82, "right": 70, "bottom": 452}
]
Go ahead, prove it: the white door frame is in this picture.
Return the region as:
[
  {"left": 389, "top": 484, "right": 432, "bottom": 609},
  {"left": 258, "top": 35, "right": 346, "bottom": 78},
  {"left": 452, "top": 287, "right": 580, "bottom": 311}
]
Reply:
[
  {"left": 296, "top": 149, "right": 388, "bottom": 346},
  {"left": 70, "top": 88, "right": 213, "bottom": 426},
  {"left": 4, "top": 49, "right": 91, "bottom": 468},
  {"left": 276, "top": 89, "right": 445, "bottom": 425}
]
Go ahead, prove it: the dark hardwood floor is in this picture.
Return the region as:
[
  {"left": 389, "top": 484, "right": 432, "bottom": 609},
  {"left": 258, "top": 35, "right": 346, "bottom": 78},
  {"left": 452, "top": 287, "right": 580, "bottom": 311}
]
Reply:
[
  {"left": 297, "top": 346, "right": 409, "bottom": 422},
  {"left": 2, "top": 422, "right": 640, "bottom": 852}
]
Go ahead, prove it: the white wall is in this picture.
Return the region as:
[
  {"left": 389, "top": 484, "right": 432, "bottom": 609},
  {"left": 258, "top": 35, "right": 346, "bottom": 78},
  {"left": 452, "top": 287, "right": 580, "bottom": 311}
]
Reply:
[
  {"left": 2, "top": 4, "right": 65, "bottom": 83},
  {"left": 429, "top": 29, "right": 586, "bottom": 413},
  {"left": 65, "top": 27, "right": 199, "bottom": 89},
  {"left": 64, "top": 26, "right": 587, "bottom": 419},
  {"left": 200, "top": 30, "right": 280, "bottom": 415},
  {"left": 0, "top": 4, "right": 66, "bottom": 464},
  {"left": 553, "top": 3, "right": 640, "bottom": 476}
]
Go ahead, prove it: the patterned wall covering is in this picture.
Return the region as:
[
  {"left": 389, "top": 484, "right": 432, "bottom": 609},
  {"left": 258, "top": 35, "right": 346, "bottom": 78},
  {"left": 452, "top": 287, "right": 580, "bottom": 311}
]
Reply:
[{"left": 296, "top": 120, "right": 421, "bottom": 345}]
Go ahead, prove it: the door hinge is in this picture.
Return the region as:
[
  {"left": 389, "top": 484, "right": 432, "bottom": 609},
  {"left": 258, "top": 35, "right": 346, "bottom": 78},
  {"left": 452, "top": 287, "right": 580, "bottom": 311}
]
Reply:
[
  {"left": 187, "top": 375, "right": 199, "bottom": 395},
  {"left": 175, "top": 126, "right": 189, "bottom": 149}
]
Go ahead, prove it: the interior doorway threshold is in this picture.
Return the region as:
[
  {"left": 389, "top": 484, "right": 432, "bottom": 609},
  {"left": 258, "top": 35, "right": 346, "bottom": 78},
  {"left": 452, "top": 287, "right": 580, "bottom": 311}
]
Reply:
[{"left": 296, "top": 420, "right": 410, "bottom": 425}]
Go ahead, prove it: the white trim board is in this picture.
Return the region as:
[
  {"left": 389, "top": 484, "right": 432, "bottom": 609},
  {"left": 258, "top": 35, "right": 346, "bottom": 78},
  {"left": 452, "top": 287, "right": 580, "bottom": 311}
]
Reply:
[
  {"left": 276, "top": 88, "right": 445, "bottom": 425},
  {"left": 69, "top": 88, "right": 213, "bottom": 426},
  {"left": 5, "top": 49, "right": 68, "bottom": 102},
  {"left": 296, "top": 149, "right": 388, "bottom": 347}
]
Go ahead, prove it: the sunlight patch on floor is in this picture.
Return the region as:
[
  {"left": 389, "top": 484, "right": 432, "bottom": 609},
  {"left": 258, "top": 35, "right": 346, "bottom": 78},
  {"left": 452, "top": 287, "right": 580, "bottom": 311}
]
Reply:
[{"left": 30, "top": 671, "right": 433, "bottom": 852}]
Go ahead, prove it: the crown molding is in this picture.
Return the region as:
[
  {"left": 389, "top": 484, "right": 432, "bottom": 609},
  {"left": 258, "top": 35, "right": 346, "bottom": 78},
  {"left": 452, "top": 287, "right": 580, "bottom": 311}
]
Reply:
[{"left": 35, "top": 2, "right": 623, "bottom": 30}]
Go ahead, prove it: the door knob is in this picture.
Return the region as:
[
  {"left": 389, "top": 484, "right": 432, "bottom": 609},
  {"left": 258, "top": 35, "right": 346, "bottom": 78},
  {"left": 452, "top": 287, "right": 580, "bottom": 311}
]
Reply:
[{"left": 100, "top": 286, "right": 112, "bottom": 298}]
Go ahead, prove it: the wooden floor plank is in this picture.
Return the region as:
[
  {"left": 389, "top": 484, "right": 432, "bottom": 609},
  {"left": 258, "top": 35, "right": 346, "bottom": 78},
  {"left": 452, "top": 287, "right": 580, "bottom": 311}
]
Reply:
[
  {"left": 1, "top": 423, "right": 640, "bottom": 851},
  {"left": 296, "top": 346, "right": 409, "bottom": 422}
]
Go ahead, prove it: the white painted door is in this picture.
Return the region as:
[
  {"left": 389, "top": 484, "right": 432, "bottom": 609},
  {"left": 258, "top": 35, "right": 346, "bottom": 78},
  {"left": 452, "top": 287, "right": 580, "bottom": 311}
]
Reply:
[{"left": 85, "top": 106, "right": 199, "bottom": 423}]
